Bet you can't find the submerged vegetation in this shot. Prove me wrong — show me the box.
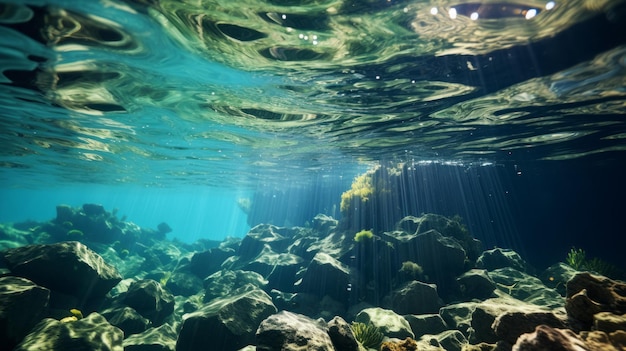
[565,247,617,278]
[350,322,384,350]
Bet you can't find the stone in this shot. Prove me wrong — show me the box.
[256,311,334,351]
[493,309,567,345]
[565,272,626,328]
[123,279,175,326]
[101,306,151,335]
[380,337,419,351]
[297,252,350,303]
[439,301,478,335]
[0,241,121,304]
[82,203,107,216]
[243,245,303,291]
[0,276,50,349]
[476,248,527,272]
[165,271,203,297]
[512,325,586,351]
[457,269,496,300]
[421,330,467,351]
[14,312,123,351]
[238,224,291,260]
[414,230,466,279]
[403,314,448,339]
[355,307,414,339]
[177,287,277,351]
[389,280,442,315]
[203,270,268,302]
[185,247,235,279]
[490,267,564,309]
[123,324,177,351]
[540,263,578,296]
[580,330,626,351]
[327,316,359,351]
[593,311,626,333]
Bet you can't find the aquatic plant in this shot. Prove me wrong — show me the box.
[399,261,423,280]
[340,172,374,214]
[566,247,586,270]
[354,229,374,243]
[565,247,617,277]
[350,322,384,350]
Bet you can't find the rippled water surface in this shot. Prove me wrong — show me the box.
[1,0,626,187]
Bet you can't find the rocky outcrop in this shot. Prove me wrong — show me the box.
[296,252,350,303]
[123,324,177,351]
[123,279,175,326]
[177,287,277,351]
[0,276,50,349]
[388,280,442,315]
[14,312,123,351]
[565,272,626,329]
[0,241,121,306]
[355,307,414,339]
[256,311,334,351]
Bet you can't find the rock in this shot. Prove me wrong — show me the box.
[165,271,203,297]
[388,280,442,315]
[312,214,338,236]
[102,306,151,335]
[185,247,235,279]
[476,248,527,272]
[203,270,268,302]
[0,241,121,304]
[565,272,626,329]
[456,269,496,300]
[355,307,414,339]
[580,330,626,351]
[243,245,303,291]
[414,230,466,279]
[512,325,587,351]
[380,337,419,351]
[256,311,334,351]
[14,312,123,351]
[493,309,567,345]
[540,263,578,296]
[0,276,50,349]
[420,330,467,351]
[403,314,448,339]
[123,324,177,351]
[123,279,175,326]
[297,252,350,303]
[177,287,277,351]
[593,311,626,333]
[238,224,291,260]
[490,267,564,309]
[327,316,359,351]
[439,301,478,335]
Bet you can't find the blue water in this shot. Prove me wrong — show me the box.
[1,0,626,267]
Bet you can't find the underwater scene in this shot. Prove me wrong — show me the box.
[1,0,626,350]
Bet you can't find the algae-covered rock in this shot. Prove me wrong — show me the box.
[203,270,268,302]
[403,314,448,339]
[14,312,123,351]
[476,248,528,272]
[0,241,121,304]
[256,311,334,351]
[565,272,626,329]
[123,324,177,351]
[297,252,350,303]
[123,279,175,326]
[0,276,50,349]
[355,307,414,340]
[388,280,442,315]
[177,287,277,351]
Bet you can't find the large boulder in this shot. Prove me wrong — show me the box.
[297,252,350,303]
[512,325,587,351]
[0,241,121,305]
[101,306,151,336]
[388,280,442,315]
[203,270,268,302]
[177,287,277,351]
[327,316,359,351]
[123,279,175,326]
[256,311,334,351]
[0,276,50,349]
[14,312,123,351]
[242,245,303,291]
[476,248,528,272]
[414,230,467,279]
[355,307,414,339]
[123,324,177,351]
[565,272,626,329]
[238,224,292,260]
